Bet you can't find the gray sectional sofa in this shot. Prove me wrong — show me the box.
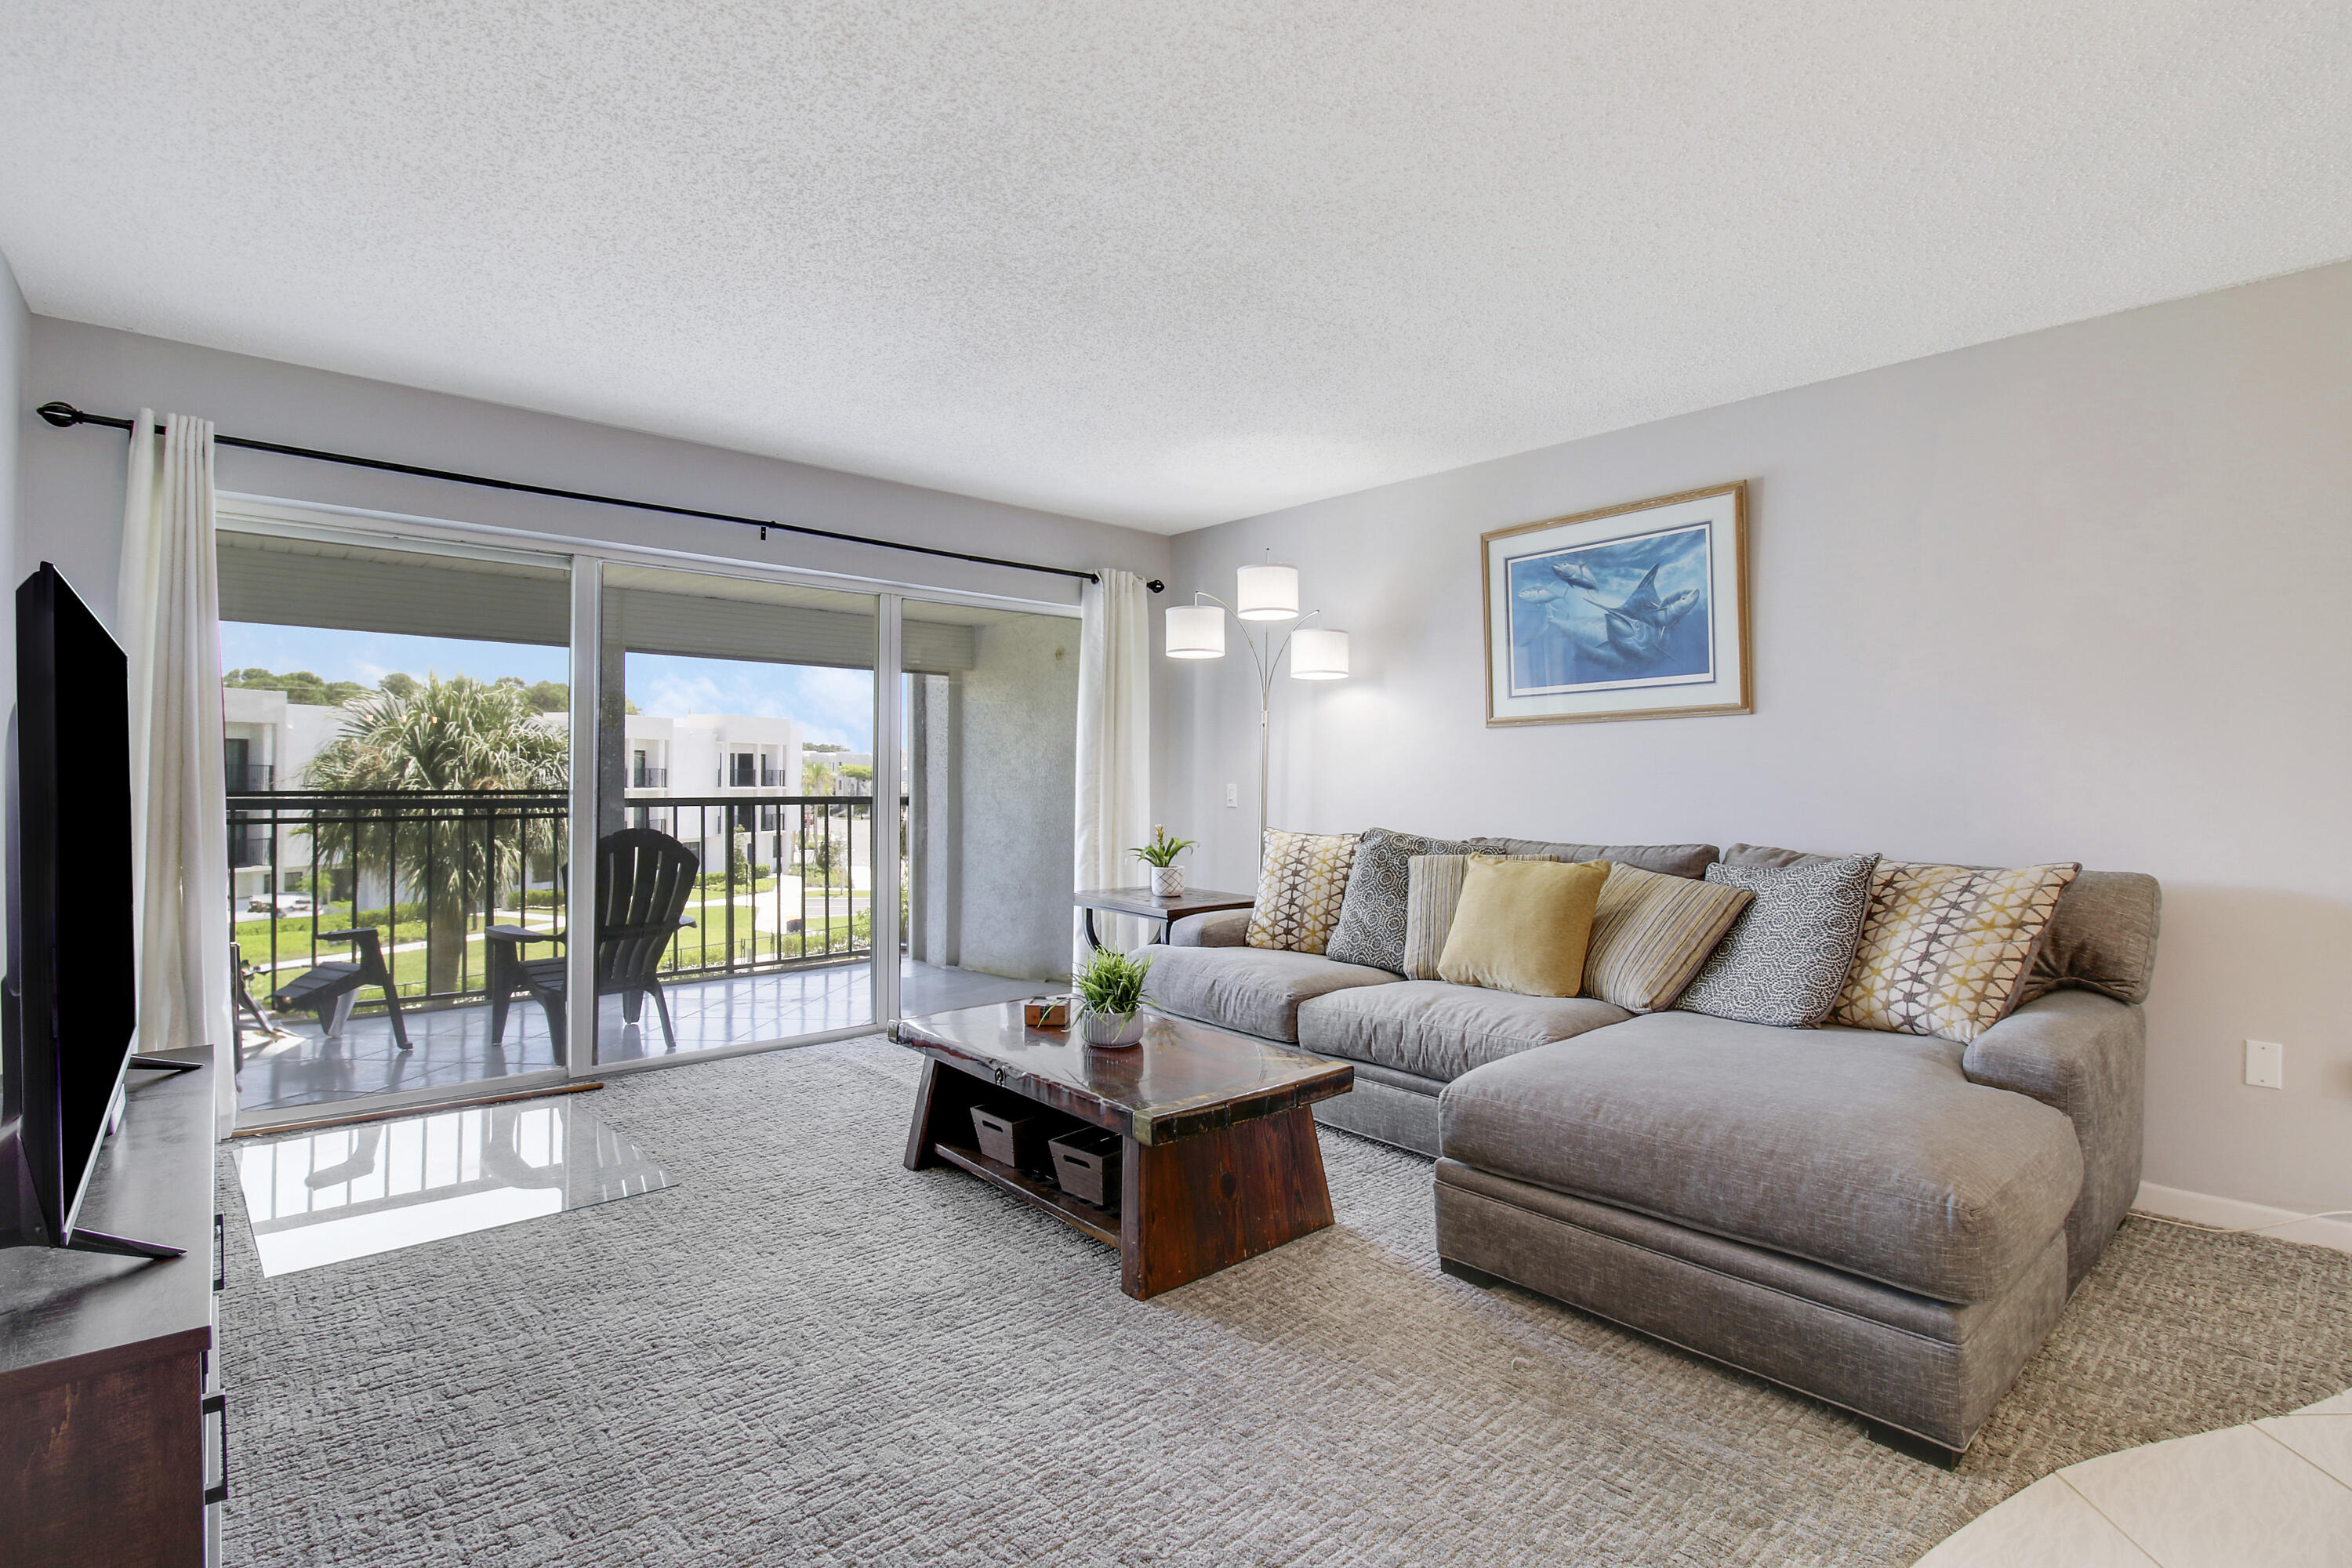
[1135,837,2159,1457]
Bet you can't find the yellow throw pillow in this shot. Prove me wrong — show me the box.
[1402,854,1549,980]
[1436,858,1610,997]
[1245,828,1362,953]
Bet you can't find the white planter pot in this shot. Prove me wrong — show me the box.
[1082,1010,1148,1047]
[1149,864,1186,898]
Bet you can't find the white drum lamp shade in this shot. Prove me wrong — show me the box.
[1234,563,1301,621]
[1288,626,1350,679]
[1165,603,1226,659]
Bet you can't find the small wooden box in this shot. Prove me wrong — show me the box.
[1048,1125,1123,1208]
[1024,995,1072,1029]
[971,1103,1054,1172]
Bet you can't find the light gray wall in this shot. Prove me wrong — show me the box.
[20,317,1170,627]
[1163,258,2352,1217]
[953,615,1080,982]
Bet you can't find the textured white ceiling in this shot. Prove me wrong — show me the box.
[4,3,2349,532]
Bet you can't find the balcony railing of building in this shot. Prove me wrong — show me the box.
[630,764,668,788]
[228,788,895,1015]
[226,761,275,792]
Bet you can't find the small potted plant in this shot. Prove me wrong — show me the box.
[1132,825,1196,898]
[1073,946,1154,1047]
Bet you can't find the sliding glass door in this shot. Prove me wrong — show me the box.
[900,597,1080,1015]
[221,514,1080,1120]
[591,564,882,1062]
[218,528,574,1116]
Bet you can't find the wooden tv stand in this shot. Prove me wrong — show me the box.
[0,1051,224,1566]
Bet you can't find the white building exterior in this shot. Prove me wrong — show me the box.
[223,687,353,903]
[622,713,802,799]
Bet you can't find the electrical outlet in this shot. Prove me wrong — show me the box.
[2245,1039,2285,1091]
[1225,782,1238,808]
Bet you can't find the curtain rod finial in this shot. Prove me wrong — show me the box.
[36,401,83,428]
[1146,579,1165,593]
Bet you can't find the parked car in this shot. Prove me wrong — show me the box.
[246,893,315,916]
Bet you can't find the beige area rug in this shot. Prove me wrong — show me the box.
[220,1035,2352,1566]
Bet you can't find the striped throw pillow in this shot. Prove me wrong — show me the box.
[1399,855,1538,979]
[1581,862,1755,1012]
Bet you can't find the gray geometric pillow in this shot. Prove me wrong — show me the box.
[1675,854,1881,1028]
[1325,826,1486,975]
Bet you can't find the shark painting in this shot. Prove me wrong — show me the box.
[1505,522,1713,695]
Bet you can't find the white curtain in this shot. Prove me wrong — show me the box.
[119,412,235,1120]
[1075,568,1152,965]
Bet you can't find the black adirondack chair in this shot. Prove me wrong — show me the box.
[485,828,700,1059]
[268,927,412,1049]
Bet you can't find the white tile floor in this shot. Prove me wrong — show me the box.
[1916,1392,2352,1566]
[237,960,1044,1114]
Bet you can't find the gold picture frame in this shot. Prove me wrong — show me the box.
[1481,481,1751,727]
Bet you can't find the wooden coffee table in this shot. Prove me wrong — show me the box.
[894,1002,1352,1299]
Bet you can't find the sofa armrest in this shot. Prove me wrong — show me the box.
[1169,909,1253,947]
[1962,989,2145,1291]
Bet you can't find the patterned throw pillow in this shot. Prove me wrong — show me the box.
[1401,854,1548,980]
[1244,829,1363,954]
[1675,854,1882,1027]
[1326,827,1487,974]
[1579,862,1755,1012]
[1829,861,2081,1043]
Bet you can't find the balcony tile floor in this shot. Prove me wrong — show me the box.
[236,960,1046,1116]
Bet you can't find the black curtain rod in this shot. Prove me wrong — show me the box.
[34,401,1163,593]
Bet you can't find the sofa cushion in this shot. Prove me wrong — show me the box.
[1724,847,2161,1006]
[1327,827,1488,974]
[1472,837,1719,880]
[2017,871,2164,1006]
[1245,828,1361,953]
[1300,981,1632,1083]
[1168,909,1251,947]
[1675,854,1880,1027]
[1138,942,1398,1042]
[1439,1011,2082,1303]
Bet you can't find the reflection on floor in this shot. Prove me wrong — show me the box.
[234,1097,672,1275]
[236,960,1047,1115]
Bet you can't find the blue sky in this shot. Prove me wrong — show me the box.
[221,623,876,748]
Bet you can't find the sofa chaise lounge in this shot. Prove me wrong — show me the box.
[1134,835,2159,1457]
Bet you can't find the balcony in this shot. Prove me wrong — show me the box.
[227,761,276,792]
[630,765,669,788]
[227,787,1007,1115]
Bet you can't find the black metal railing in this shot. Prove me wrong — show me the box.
[630,765,668,788]
[618,794,877,978]
[226,762,275,792]
[228,789,568,1009]
[228,788,896,1013]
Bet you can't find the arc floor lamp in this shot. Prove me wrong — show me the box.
[1163,560,1349,851]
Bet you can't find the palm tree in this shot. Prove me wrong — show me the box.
[301,674,569,996]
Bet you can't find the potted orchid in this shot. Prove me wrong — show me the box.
[1131,826,1196,899]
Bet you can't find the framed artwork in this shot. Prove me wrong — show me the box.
[1482,481,1751,727]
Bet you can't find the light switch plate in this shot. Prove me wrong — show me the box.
[1225,782,1238,808]
[2245,1039,2285,1091]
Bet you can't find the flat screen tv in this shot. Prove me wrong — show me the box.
[0,561,182,1258]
